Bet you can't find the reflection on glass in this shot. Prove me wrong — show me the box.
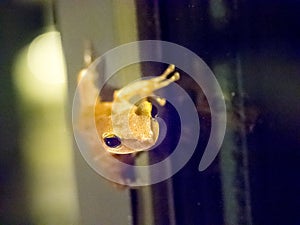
[13,29,79,225]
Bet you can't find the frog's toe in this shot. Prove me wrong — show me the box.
[169,72,180,81]
[168,64,175,71]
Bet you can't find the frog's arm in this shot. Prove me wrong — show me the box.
[113,64,180,104]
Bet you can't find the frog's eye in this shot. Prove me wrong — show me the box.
[103,133,122,148]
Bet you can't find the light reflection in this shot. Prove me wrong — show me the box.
[14,32,66,103]
[27,30,66,84]
[13,29,79,225]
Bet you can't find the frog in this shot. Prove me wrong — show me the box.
[78,63,180,155]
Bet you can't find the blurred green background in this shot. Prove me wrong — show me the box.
[0,1,79,224]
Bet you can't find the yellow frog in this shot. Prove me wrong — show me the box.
[78,63,180,155]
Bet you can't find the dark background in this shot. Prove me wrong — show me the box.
[137,1,300,225]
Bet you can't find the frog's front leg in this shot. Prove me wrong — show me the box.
[151,64,180,90]
[139,64,180,106]
[113,64,180,106]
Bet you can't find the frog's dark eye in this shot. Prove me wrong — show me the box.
[103,134,121,148]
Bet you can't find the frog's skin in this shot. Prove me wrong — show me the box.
[78,64,180,155]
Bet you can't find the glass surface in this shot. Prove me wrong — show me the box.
[2,1,299,225]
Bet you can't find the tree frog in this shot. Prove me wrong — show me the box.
[78,63,180,155]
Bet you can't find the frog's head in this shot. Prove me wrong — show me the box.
[94,64,180,155]
[97,100,159,154]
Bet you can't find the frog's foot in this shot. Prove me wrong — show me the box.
[153,71,180,90]
[153,64,176,82]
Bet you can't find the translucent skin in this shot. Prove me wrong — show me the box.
[78,64,180,154]
[76,64,179,187]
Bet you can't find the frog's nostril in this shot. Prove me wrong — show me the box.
[103,134,122,148]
